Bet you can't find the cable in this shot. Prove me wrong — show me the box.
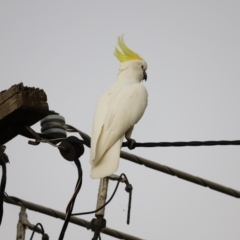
[117,174,133,225]
[0,145,7,225]
[29,223,44,240]
[55,123,240,148]
[58,158,82,240]
[121,151,240,198]
[125,183,133,225]
[39,123,240,150]
[70,128,240,199]
[28,121,240,150]
[0,163,6,225]
[61,123,240,150]
[122,139,240,148]
[39,136,240,151]
[72,174,124,216]
[3,194,141,240]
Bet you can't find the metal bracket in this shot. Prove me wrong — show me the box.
[16,206,43,240]
[107,174,127,183]
[24,125,41,145]
[88,217,106,240]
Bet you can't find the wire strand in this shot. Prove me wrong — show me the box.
[61,124,240,148]
[122,140,240,148]
[42,123,240,149]
[58,159,82,240]
[29,223,45,240]
[72,174,124,216]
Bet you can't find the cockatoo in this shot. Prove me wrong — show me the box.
[90,36,148,179]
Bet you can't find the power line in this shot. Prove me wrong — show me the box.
[122,140,240,148]
[3,194,141,240]
[3,87,240,239]
[120,151,240,198]
[69,127,240,199]
[51,123,240,149]
[5,123,240,239]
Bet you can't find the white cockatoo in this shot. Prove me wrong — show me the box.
[90,36,148,179]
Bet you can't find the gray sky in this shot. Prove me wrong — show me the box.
[1,1,240,239]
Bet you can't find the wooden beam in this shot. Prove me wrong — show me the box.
[0,83,49,144]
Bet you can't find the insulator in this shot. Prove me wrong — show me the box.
[40,112,66,138]
[59,136,84,161]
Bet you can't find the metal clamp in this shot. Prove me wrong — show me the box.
[16,206,43,240]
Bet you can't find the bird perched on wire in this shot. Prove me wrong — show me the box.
[90,36,148,179]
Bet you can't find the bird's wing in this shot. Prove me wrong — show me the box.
[90,83,148,164]
[90,89,112,162]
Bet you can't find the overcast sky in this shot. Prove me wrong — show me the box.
[1,1,240,239]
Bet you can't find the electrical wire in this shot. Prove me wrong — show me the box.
[72,174,124,216]
[0,163,6,225]
[54,123,240,149]
[3,194,141,240]
[40,123,240,150]
[122,139,240,148]
[15,122,240,238]
[0,145,7,225]
[29,222,45,240]
[126,184,132,225]
[121,151,240,198]
[68,127,240,199]
[58,158,82,240]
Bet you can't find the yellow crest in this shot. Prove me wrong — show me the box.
[114,36,143,62]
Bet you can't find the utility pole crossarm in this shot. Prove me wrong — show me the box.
[0,83,49,144]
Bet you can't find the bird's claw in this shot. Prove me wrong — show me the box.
[126,138,136,150]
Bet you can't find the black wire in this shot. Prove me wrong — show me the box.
[29,223,45,240]
[58,159,82,240]
[42,123,240,149]
[0,163,6,225]
[72,174,124,216]
[77,138,240,149]
[39,123,240,149]
[122,140,240,148]
[126,187,132,225]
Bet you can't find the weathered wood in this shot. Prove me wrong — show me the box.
[0,83,49,144]
[95,178,109,217]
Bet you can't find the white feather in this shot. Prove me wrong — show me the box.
[90,60,148,179]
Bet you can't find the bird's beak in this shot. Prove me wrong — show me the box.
[143,70,147,81]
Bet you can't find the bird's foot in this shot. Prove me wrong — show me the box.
[126,137,136,150]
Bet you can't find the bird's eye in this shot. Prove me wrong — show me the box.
[141,65,144,69]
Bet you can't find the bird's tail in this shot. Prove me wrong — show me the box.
[90,138,123,179]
